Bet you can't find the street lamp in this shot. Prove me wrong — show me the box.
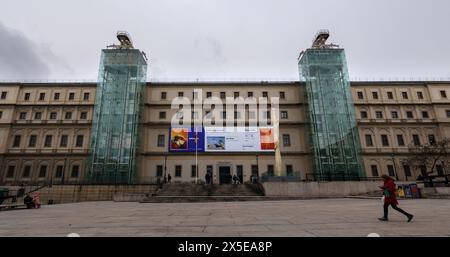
[391,153,399,181]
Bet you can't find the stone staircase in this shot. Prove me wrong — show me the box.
[140,183,265,203]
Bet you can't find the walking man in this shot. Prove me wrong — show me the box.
[378,174,414,222]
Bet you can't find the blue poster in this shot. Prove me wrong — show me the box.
[169,127,205,152]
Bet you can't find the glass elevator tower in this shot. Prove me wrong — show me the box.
[298,30,364,181]
[88,32,147,184]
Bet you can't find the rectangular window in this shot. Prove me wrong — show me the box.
[267,165,274,176]
[221,111,227,119]
[286,165,293,176]
[0,111,3,119]
[71,165,79,178]
[206,92,212,98]
[34,112,42,120]
[175,165,182,177]
[251,165,259,176]
[83,92,90,101]
[13,135,21,147]
[161,92,167,100]
[406,111,414,119]
[65,112,72,119]
[279,92,285,99]
[283,134,291,147]
[55,166,64,178]
[159,111,166,119]
[80,112,87,120]
[234,92,239,98]
[262,91,268,98]
[29,135,37,147]
[387,92,394,99]
[372,92,379,99]
[50,112,57,120]
[7,166,15,178]
[156,165,163,177]
[68,92,75,100]
[247,92,253,98]
[39,92,45,101]
[413,134,421,146]
[417,92,424,99]
[375,111,383,119]
[22,166,31,178]
[54,92,60,100]
[428,134,436,145]
[265,111,271,119]
[391,111,398,119]
[357,91,364,99]
[191,165,197,178]
[39,166,47,178]
[403,165,411,177]
[371,165,379,177]
[360,111,368,119]
[280,111,288,119]
[19,112,27,120]
[1,91,7,99]
[381,135,389,147]
[422,111,429,119]
[397,135,405,146]
[220,92,226,99]
[387,165,395,177]
[365,134,373,147]
[178,92,184,97]
[24,93,30,101]
[157,134,165,147]
[402,92,408,99]
[44,135,52,147]
[446,110,450,118]
[60,135,68,147]
[75,135,84,147]
[440,90,447,98]
[234,111,240,119]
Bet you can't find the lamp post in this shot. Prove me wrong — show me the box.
[256,154,259,181]
[391,153,399,181]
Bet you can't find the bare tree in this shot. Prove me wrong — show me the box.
[404,138,450,185]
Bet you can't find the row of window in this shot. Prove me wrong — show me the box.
[12,135,85,148]
[359,110,437,119]
[23,92,90,101]
[156,134,292,147]
[364,134,435,147]
[155,164,295,177]
[16,111,88,120]
[370,163,445,177]
[158,110,289,120]
[356,90,447,100]
[160,91,286,100]
[5,164,80,179]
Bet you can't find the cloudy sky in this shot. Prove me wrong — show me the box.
[1,0,450,81]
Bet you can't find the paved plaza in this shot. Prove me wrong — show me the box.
[1,198,449,237]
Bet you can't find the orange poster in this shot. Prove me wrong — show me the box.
[171,128,188,150]
[260,128,275,150]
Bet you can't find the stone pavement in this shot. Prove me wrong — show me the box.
[1,198,449,237]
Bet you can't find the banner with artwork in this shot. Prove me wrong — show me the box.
[204,127,274,152]
[169,127,205,152]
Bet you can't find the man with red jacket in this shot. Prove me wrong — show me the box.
[379,174,414,222]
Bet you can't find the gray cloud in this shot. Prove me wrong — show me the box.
[0,21,51,79]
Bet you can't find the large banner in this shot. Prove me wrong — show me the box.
[204,127,274,152]
[169,127,205,152]
[168,127,275,152]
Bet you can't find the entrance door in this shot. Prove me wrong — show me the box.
[219,166,231,184]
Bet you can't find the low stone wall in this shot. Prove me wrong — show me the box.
[261,181,381,197]
[34,185,159,204]
[419,187,450,199]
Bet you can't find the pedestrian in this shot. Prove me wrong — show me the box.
[167,173,172,184]
[205,172,210,185]
[232,174,237,184]
[24,193,34,209]
[378,174,413,222]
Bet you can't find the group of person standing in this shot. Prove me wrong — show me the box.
[23,192,41,209]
